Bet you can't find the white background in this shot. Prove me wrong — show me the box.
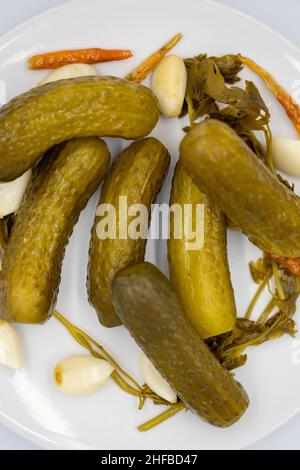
[0,0,300,450]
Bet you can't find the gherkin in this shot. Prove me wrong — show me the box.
[112,262,249,428]
[168,162,236,339]
[0,76,159,181]
[88,138,170,327]
[0,138,110,324]
[181,119,300,258]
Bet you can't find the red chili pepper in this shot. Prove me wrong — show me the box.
[270,254,300,277]
[28,48,133,70]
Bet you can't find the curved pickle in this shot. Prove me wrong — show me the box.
[181,119,300,258]
[112,262,249,428]
[0,76,159,181]
[88,138,170,327]
[168,163,236,339]
[0,138,110,324]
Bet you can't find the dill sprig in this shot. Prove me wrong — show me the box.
[208,256,298,371]
[244,268,272,319]
[53,310,184,431]
[138,402,185,432]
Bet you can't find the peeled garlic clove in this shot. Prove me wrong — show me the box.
[38,63,98,86]
[272,138,300,177]
[0,320,23,371]
[54,355,114,396]
[140,352,177,404]
[151,55,187,118]
[0,170,31,218]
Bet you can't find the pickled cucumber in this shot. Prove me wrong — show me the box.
[168,163,236,339]
[112,262,249,427]
[0,76,159,181]
[0,138,110,324]
[181,119,300,257]
[88,138,170,327]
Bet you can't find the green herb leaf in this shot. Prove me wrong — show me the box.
[182,54,271,164]
[209,256,299,371]
[210,55,243,84]
[249,256,271,284]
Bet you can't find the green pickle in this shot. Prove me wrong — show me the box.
[112,262,249,428]
[0,76,159,181]
[181,119,300,257]
[88,138,170,327]
[0,138,110,324]
[168,163,236,339]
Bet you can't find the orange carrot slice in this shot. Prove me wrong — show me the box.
[126,33,183,83]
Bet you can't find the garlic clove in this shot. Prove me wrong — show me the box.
[140,351,177,404]
[0,320,23,371]
[272,138,300,177]
[151,55,187,118]
[54,355,114,396]
[0,170,32,218]
[38,63,98,86]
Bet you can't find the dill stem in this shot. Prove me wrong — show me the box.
[138,402,185,432]
[223,310,280,354]
[81,333,142,391]
[139,397,146,410]
[256,298,275,325]
[186,96,195,127]
[53,310,171,408]
[125,33,183,83]
[244,269,272,319]
[53,311,143,399]
[264,124,274,172]
[272,261,285,300]
[54,310,142,392]
[258,313,282,341]
[111,371,142,397]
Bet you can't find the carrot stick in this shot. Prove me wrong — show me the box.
[240,55,300,136]
[269,254,300,277]
[28,48,133,70]
[126,33,183,83]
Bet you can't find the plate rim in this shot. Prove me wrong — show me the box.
[0,0,299,451]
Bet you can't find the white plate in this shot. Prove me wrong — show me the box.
[0,0,300,451]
